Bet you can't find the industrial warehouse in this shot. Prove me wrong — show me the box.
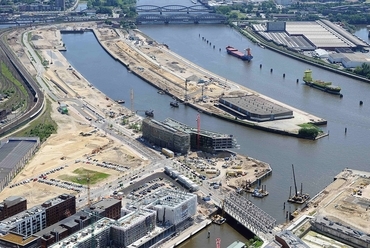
[0,137,40,192]
[142,118,237,154]
[218,95,293,122]
[253,20,370,68]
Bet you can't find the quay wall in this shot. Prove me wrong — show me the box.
[89,28,324,139]
[235,25,370,84]
[168,220,212,248]
[90,29,181,101]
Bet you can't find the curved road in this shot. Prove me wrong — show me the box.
[0,28,45,136]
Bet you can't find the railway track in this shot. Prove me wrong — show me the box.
[0,27,45,136]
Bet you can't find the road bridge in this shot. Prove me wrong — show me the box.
[136,5,212,13]
[219,192,276,242]
[136,13,227,24]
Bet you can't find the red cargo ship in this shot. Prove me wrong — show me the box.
[226,46,253,61]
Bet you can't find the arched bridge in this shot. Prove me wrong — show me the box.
[136,5,212,13]
[136,13,227,24]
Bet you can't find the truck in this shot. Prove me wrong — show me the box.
[162,148,174,158]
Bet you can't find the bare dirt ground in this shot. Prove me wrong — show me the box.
[0,23,148,207]
[284,169,370,234]
[98,27,325,134]
[0,22,320,210]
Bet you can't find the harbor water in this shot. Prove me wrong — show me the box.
[61,15,370,248]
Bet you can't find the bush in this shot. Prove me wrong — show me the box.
[298,124,321,139]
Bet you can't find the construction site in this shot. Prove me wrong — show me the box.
[276,168,370,248]
[1,21,370,248]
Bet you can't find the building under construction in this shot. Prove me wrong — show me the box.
[162,118,237,153]
[142,117,237,154]
[141,118,190,154]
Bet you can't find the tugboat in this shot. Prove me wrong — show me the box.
[145,110,154,117]
[251,185,269,198]
[170,101,179,107]
[288,164,310,204]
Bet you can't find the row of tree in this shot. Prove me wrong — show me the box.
[212,0,370,25]
[87,0,136,17]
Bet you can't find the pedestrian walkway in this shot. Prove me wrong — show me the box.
[164,220,212,247]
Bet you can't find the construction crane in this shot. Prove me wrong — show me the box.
[196,114,200,150]
[82,209,105,248]
[87,172,91,208]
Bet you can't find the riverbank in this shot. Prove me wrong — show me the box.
[234,24,370,84]
[83,23,327,139]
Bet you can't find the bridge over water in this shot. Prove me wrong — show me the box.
[136,5,212,13]
[136,13,227,24]
[219,192,276,242]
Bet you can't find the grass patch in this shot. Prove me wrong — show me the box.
[59,168,110,185]
[1,62,28,97]
[14,98,57,142]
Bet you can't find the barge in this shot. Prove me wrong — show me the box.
[303,69,341,95]
[288,164,310,204]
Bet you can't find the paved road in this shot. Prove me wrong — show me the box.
[0,28,45,136]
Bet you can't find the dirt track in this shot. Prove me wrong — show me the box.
[0,23,148,207]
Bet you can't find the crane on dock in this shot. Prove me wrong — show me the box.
[196,114,200,149]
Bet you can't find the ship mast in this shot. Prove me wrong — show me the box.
[292,164,298,196]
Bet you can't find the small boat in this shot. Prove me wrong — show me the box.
[251,188,269,198]
[170,101,179,107]
[157,90,165,95]
[145,110,154,117]
[212,214,226,225]
[115,100,125,104]
[257,42,265,49]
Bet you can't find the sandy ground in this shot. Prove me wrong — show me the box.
[0,22,321,210]
[283,169,370,235]
[97,27,325,134]
[0,23,148,207]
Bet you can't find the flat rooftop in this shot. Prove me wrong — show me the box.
[49,218,113,248]
[254,20,369,50]
[162,118,234,139]
[220,95,291,116]
[0,137,39,184]
[0,233,38,245]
